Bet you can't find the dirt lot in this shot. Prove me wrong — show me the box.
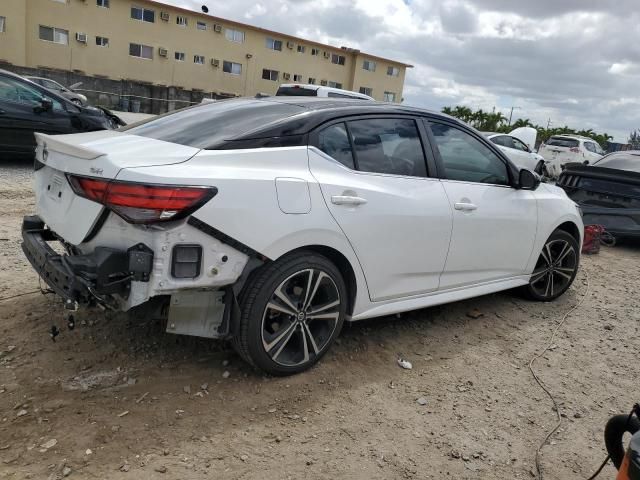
[1,159,638,480]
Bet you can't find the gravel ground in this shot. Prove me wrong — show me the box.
[1,162,639,480]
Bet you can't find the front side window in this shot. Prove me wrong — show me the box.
[194,55,205,65]
[175,51,185,61]
[225,29,245,43]
[347,118,427,177]
[262,69,278,81]
[0,77,63,111]
[430,122,509,185]
[331,54,346,65]
[511,137,529,151]
[131,6,155,22]
[265,37,282,51]
[96,0,109,7]
[129,43,153,59]
[96,36,109,47]
[584,142,596,153]
[223,61,242,75]
[318,123,355,169]
[39,25,69,45]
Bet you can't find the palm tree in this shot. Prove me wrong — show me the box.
[511,118,534,129]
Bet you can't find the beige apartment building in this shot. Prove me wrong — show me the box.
[0,0,411,102]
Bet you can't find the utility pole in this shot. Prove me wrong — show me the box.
[508,106,521,126]
[546,118,552,129]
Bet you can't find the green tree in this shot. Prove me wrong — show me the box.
[629,130,640,149]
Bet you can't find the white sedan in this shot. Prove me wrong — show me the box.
[484,128,546,174]
[22,98,583,375]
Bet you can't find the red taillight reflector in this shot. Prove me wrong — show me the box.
[67,175,217,224]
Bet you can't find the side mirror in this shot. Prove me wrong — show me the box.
[34,97,53,113]
[519,168,540,190]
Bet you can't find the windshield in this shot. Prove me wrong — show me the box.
[547,137,579,148]
[122,99,305,148]
[593,153,640,172]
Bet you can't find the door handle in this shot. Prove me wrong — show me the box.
[454,202,478,211]
[331,195,368,206]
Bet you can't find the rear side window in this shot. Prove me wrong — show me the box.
[122,99,304,148]
[547,137,579,148]
[318,123,355,169]
[430,122,509,185]
[348,118,427,177]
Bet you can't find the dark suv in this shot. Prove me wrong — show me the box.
[0,69,121,159]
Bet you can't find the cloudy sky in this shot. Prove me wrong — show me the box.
[163,0,639,142]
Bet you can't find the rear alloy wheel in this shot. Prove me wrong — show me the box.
[524,230,579,301]
[234,251,346,375]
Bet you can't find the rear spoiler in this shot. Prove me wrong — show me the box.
[35,133,106,160]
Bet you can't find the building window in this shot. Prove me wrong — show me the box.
[363,60,376,72]
[176,15,187,26]
[328,81,343,89]
[194,55,205,65]
[131,6,155,23]
[262,69,279,81]
[223,61,242,75]
[175,51,185,61]
[387,66,400,77]
[225,28,245,43]
[331,54,346,65]
[39,26,69,45]
[265,38,282,51]
[308,77,316,84]
[311,48,320,56]
[50,0,67,3]
[197,21,207,30]
[293,74,303,82]
[95,36,109,47]
[0,17,5,33]
[96,0,109,7]
[129,43,153,59]
[297,45,305,54]
[359,87,373,96]
[383,91,396,102]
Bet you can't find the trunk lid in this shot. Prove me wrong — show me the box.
[34,131,200,245]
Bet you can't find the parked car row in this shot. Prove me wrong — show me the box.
[21,96,583,375]
[0,69,122,159]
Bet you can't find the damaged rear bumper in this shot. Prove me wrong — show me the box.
[579,206,640,237]
[21,215,154,307]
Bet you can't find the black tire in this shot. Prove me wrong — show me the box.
[233,250,347,375]
[522,229,580,301]
[604,414,640,469]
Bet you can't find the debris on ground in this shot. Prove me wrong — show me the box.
[397,357,413,370]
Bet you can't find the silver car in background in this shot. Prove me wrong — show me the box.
[25,76,88,105]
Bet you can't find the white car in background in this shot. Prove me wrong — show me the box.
[276,83,374,100]
[21,98,583,375]
[538,135,605,177]
[483,127,546,174]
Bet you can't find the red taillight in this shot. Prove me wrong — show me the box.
[67,175,217,224]
[570,147,581,153]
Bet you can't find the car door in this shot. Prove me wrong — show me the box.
[426,120,538,289]
[308,117,453,301]
[0,75,72,156]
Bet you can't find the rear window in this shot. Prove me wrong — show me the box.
[593,153,640,172]
[546,137,579,148]
[122,99,304,148]
[276,86,317,97]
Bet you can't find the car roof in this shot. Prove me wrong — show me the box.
[551,134,596,141]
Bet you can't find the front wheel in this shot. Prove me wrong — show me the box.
[233,251,347,375]
[522,230,580,301]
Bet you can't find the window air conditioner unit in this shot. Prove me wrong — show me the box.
[286,41,294,49]
[158,47,168,57]
[323,51,330,59]
[75,32,87,43]
[283,72,291,80]
[320,79,328,86]
[213,24,222,33]
[160,11,170,21]
[211,58,219,67]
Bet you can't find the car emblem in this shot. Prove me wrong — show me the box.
[90,167,104,176]
[42,144,48,162]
